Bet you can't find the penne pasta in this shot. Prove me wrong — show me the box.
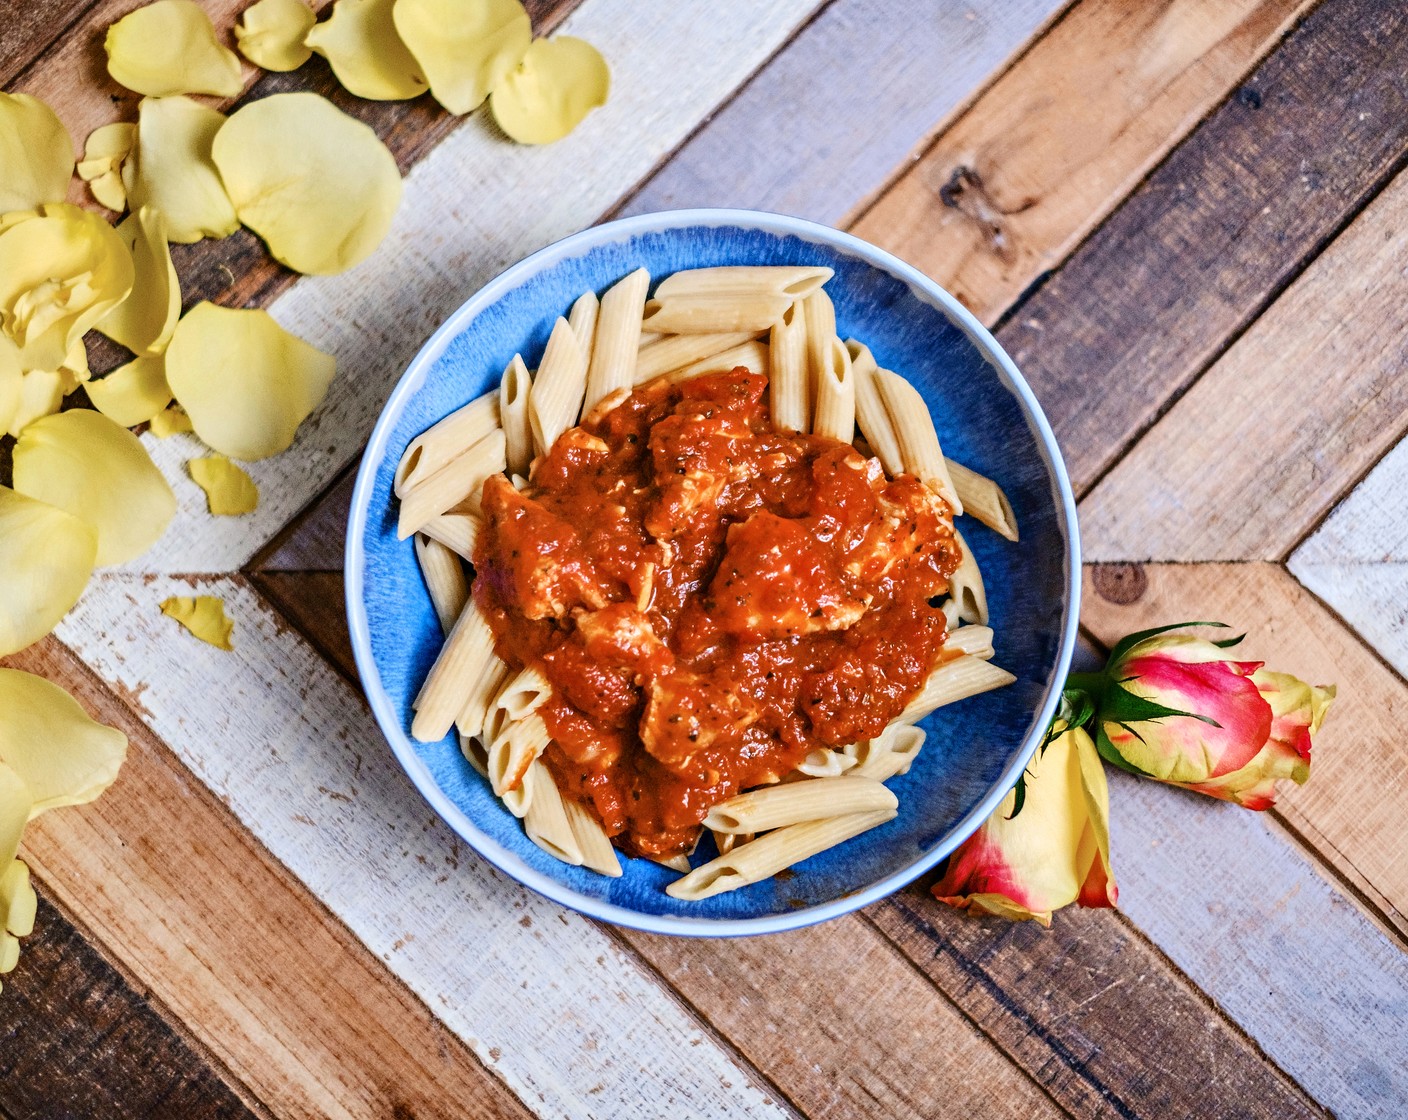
[499,354,533,476]
[395,391,500,497]
[484,664,553,743]
[794,747,858,778]
[769,300,808,433]
[663,340,769,385]
[396,428,506,540]
[848,340,904,476]
[414,535,468,635]
[584,268,649,411]
[875,368,963,516]
[703,776,897,834]
[420,503,480,560]
[523,760,583,865]
[945,623,995,660]
[568,290,600,363]
[653,853,693,874]
[666,809,896,900]
[456,658,511,741]
[458,731,489,779]
[947,458,1019,541]
[634,330,758,384]
[488,711,551,797]
[812,335,855,443]
[564,798,622,877]
[898,656,1016,725]
[411,596,498,742]
[802,288,836,413]
[950,528,989,625]
[529,316,588,457]
[849,724,927,782]
[654,265,832,303]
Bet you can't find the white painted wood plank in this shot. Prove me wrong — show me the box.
[617,0,1067,225]
[1289,437,1408,679]
[56,575,791,1120]
[1107,768,1408,1116]
[129,0,826,574]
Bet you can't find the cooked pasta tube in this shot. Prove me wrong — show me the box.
[411,597,498,742]
[711,829,752,856]
[640,266,831,335]
[458,732,489,779]
[875,368,962,515]
[584,268,649,411]
[414,535,468,635]
[656,265,832,301]
[812,335,855,442]
[654,853,693,874]
[769,300,808,432]
[484,665,553,740]
[898,656,1016,725]
[530,316,588,457]
[488,711,551,797]
[564,798,622,877]
[947,458,1019,541]
[945,623,995,660]
[634,330,758,384]
[848,340,903,476]
[794,747,858,778]
[703,776,897,834]
[523,761,583,865]
[396,428,506,539]
[395,391,499,496]
[663,340,769,385]
[568,290,599,364]
[420,504,480,560]
[850,724,926,782]
[666,809,896,900]
[499,354,533,476]
[802,287,835,407]
[950,528,989,625]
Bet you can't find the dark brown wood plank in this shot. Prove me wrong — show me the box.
[0,892,259,1120]
[991,0,1408,493]
[251,570,357,680]
[0,0,100,89]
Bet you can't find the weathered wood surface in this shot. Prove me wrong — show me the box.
[0,891,258,1120]
[851,0,1314,324]
[617,0,1068,225]
[0,0,100,89]
[1,637,537,1120]
[1289,439,1408,679]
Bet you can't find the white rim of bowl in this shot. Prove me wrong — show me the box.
[346,207,1082,937]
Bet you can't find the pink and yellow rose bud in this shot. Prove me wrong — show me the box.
[1100,632,1334,810]
[932,725,1117,927]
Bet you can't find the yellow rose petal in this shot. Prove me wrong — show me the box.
[212,92,402,275]
[160,595,234,649]
[87,354,173,427]
[0,486,96,657]
[393,0,529,115]
[79,122,137,212]
[305,0,426,100]
[150,404,194,438]
[165,302,334,459]
[490,37,609,145]
[127,96,240,244]
[0,339,20,436]
[89,170,128,212]
[0,669,127,819]
[13,410,177,566]
[7,370,65,437]
[0,203,134,372]
[189,455,258,515]
[0,93,74,211]
[1,861,36,939]
[83,121,137,165]
[97,207,181,356]
[236,0,315,71]
[105,0,244,97]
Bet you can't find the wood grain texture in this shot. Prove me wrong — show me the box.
[867,891,1325,1120]
[0,638,536,1120]
[988,0,1408,493]
[127,0,828,574]
[850,0,1312,324]
[617,0,1068,225]
[250,570,357,679]
[620,921,1064,1120]
[1289,437,1408,679]
[54,574,796,1120]
[1079,164,1408,561]
[0,891,259,1120]
[0,0,100,89]
[1082,562,1408,938]
[258,468,358,572]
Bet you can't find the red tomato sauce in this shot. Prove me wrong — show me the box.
[473,370,961,858]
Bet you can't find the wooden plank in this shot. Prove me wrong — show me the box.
[258,469,357,572]
[0,0,99,90]
[866,891,1325,1120]
[850,0,1314,324]
[1078,165,1408,561]
[1,638,537,1120]
[620,923,1065,1120]
[1081,561,1408,936]
[982,0,1408,493]
[127,0,828,574]
[0,890,259,1120]
[1289,437,1408,679]
[617,0,1069,226]
[53,574,798,1120]
[250,570,357,679]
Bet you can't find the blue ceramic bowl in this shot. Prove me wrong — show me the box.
[346,209,1079,936]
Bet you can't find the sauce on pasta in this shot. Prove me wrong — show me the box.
[474,369,961,858]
